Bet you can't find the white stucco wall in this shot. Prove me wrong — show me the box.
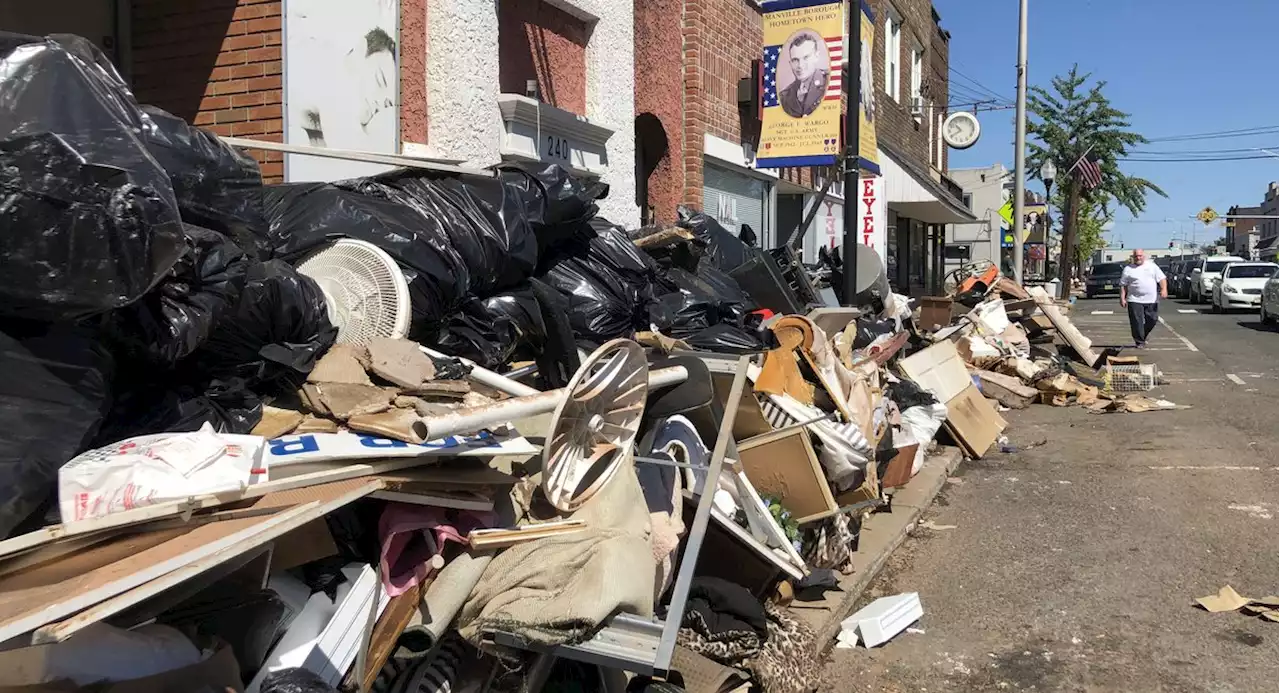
[424,0,637,226]
[425,0,503,167]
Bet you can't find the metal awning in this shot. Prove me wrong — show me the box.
[879,142,978,224]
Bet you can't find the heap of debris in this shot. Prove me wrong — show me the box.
[0,32,1185,693]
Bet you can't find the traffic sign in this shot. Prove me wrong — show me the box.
[1196,207,1218,225]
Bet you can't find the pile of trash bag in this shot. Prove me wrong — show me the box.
[0,33,336,537]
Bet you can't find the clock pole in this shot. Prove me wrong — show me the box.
[841,1,860,306]
[1011,0,1029,284]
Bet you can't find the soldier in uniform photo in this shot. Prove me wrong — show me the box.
[779,31,829,118]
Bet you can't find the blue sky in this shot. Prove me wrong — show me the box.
[934,0,1279,250]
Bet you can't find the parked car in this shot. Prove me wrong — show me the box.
[1210,262,1278,313]
[1171,257,1196,299]
[1084,262,1125,299]
[1189,255,1245,304]
[1262,274,1279,326]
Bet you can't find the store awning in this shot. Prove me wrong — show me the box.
[880,142,978,224]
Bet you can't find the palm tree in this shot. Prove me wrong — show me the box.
[1027,65,1166,297]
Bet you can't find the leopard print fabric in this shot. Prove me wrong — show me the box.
[676,604,819,693]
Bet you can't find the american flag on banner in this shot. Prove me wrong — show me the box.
[762,37,845,108]
[1074,155,1104,189]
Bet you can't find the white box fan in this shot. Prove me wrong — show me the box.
[295,238,412,346]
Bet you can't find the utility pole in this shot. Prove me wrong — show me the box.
[1011,0,1029,284]
[841,4,861,305]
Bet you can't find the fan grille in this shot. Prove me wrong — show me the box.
[296,239,411,347]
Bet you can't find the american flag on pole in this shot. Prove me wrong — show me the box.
[1074,154,1104,189]
[762,37,845,108]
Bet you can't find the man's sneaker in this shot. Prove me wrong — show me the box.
[1135,342,1147,349]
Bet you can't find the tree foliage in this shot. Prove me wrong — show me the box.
[1027,65,1165,292]
[1026,65,1166,217]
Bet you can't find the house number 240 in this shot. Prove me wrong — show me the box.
[544,135,571,161]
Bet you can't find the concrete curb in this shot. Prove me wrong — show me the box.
[787,446,965,655]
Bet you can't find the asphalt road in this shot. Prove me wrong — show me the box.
[821,296,1278,692]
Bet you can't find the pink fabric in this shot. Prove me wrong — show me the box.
[378,503,497,596]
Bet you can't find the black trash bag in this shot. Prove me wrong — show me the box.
[0,320,115,538]
[0,33,185,322]
[538,220,658,345]
[499,163,608,250]
[676,206,751,273]
[428,355,472,381]
[94,377,262,445]
[101,225,251,367]
[684,324,764,353]
[357,169,539,296]
[190,260,337,388]
[886,377,939,411]
[262,182,469,326]
[139,105,269,258]
[421,287,547,370]
[261,669,339,693]
[651,267,755,336]
[849,316,899,350]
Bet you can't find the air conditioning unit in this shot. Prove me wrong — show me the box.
[910,95,925,117]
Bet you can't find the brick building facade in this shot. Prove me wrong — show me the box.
[635,0,972,291]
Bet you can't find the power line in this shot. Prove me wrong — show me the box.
[1120,154,1278,162]
[1130,147,1280,155]
[948,62,1013,102]
[1147,126,1279,143]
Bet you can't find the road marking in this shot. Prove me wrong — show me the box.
[1177,309,1199,314]
[1226,373,1246,385]
[1156,317,1199,352]
[1148,465,1274,471]
[1090,310,1115,315]
[1162,377,1230,383]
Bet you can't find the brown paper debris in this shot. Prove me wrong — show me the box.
[308,344,373,385]
[368,337,438,389]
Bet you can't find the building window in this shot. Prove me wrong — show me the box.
[962,193,972,210]
[884,8,902,102]
[909,43,923,119]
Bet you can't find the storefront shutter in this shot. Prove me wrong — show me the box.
[702,163,768,242]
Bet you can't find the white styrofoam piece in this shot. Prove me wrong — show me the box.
[840,592,922,648]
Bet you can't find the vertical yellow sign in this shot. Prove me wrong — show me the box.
[756,1,879,174]
[857,1,879,173]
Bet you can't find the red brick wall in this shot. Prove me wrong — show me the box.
[132,0,285,181]
[498,0,589,115]
[400,0,428,145]
[634,0,685,224]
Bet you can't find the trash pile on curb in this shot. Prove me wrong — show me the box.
[0,33,1178,693]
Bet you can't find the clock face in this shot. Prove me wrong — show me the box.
[943,112,981,150]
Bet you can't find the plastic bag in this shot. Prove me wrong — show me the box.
[684,324,764,353]
[0,320,115,538]
[140,105,269,257]
[538,220,658,344]
[59,422,264,523]
[190,259,337,388]
[262,182,470,326]
[357,169,539,296]
[94,379,263,445]
[899,403,948,475]
[102,225,251,367]
[0,33,185,322]
[676,206,751,273]
[499,163,607,251]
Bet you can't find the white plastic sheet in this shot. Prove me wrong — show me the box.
[58,423,265,523]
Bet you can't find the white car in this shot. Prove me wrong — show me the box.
[1191,255,1245,304]
[1261,274,1279,326]
[1211,262,1279,313]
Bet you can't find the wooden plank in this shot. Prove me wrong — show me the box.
[975,370,1038,410]
[738,429,838,524]
[2,479,378,644]
[942,385,1005,459]
[344,580,426,692]
[371,489,495,512]
[897,340,972,404]
[1028,286,1102,367]
[467,520,587,550]
[0,456,438,561]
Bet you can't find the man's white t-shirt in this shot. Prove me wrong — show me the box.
[1120,261,1166,304]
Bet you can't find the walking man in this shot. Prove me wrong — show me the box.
[1119,249,1167,348]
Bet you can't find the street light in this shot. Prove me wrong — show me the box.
[1040,161,1056,279]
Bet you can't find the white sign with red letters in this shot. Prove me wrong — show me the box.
[857,175,887,267]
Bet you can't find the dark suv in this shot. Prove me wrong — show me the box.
[1085,262,1125,298]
